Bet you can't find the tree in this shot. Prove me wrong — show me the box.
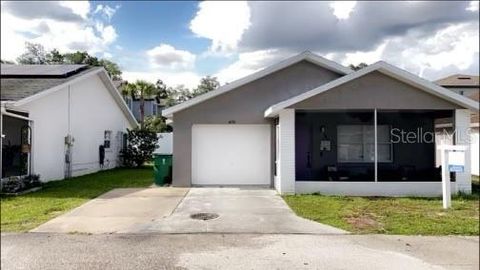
[46,49,64,64]
[349,63,368,71]
[156,79,168,99]
[16,42,47,64]
[63,51,95,65]
[124,80,159,127]
[98,59,122,80]
[164,85,193,107]
[120,128,158,167]
[193,76,219,96]
[143,115,170,133]
[15,43,123,79]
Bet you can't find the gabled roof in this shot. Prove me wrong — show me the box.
[1,66,98,101]
[265,61,479,117]
[3,67,138,127]
[162,51,352,118]
[435,74,479,87]
[1,64,88,78]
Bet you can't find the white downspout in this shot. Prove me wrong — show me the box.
[374,108,378,182]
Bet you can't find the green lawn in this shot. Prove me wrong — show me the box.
[284,190,479,235]
[1,167,153,232]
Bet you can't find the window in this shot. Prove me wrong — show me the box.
[337,125,392,163]
[104,130,112,149]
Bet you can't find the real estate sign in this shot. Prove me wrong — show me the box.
[448,151,465,172]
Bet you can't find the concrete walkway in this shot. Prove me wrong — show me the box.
[31,188,189,234]
[2,233,478,270]
[31,187,344,234]
[142,187,345,234]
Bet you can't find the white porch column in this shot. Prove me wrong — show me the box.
[277,109,296,194]
[455,109,471,194]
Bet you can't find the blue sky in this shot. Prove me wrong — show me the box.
[1,1,479,88]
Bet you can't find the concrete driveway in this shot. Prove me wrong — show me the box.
[143,187,345,234]
[2,233,478,270]
[32,187,345,234]
[32,188,189,234]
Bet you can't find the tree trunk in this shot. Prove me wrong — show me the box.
[140,90,145,128]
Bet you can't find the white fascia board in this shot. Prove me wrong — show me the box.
[10,68,138,127]
[265,61,480,117]
[375,62,479,111]
[97,70,139,128]
[13,68,104,107]
[162,51,352,118]
[264,63,379,117]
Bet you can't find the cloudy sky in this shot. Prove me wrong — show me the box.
[1,1,479,88]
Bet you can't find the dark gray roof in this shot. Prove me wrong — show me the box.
[1,64,88,77]
[1,66,101,101]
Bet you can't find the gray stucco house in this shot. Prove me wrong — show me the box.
[162,52,479,196]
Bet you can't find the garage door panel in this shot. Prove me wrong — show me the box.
[192,125,271,185]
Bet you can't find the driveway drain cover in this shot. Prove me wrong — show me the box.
[190,213,219,220]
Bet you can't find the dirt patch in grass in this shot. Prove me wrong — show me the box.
[283,193,479,235]
[345,214,383,232]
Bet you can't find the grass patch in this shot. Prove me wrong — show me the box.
[283,191,479,235]
[1,167,153,232]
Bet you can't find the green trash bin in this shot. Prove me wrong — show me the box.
[153,154,172,186]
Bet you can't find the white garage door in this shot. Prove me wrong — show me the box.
[192,124,271,185]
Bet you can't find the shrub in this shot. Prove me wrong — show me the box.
[23,174,41,189]
[0,174,41,193]
[121,128,158,167]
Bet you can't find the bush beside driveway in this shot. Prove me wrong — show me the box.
[1,167,153,232]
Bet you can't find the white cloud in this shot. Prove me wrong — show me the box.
[122,70,201,89]
[215,49,289,84]
[146,44,196,70]
[59,1,90,19]
[190,1,251,54]
[467,1,479,12]
[329,1,357,20]
[94,4,120,21]
[341,42,386,66]
[1,1,119,61]
[339,22,479,79]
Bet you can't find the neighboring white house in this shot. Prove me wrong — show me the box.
[1,64,138,181]
[436,75,479,176]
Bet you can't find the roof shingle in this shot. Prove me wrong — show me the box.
[1,66,100,101]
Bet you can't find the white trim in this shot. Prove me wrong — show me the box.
[1,111,32,121]
[277,109,296,194]
[13,68,103,106]
[97,70,138,127]
[295,181,456,197]
[162,51,352,118]
[265,61,479,117]
[9,68,138,127]
[374,109,378,182]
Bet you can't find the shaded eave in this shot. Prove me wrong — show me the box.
[5,68,138,127]
[265,61,480,117]
[162,51,353,118]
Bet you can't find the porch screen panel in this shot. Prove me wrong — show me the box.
[338,125,391,163]
[376,110,450,182]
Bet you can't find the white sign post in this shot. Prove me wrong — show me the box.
[437,145,467,209]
